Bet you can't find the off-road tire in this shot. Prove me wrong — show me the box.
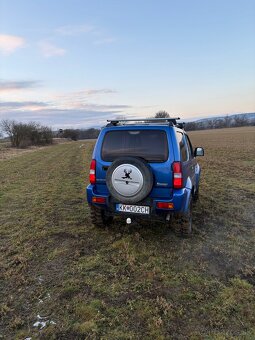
[90,206,113,228]
[106,157,153,204]
[173,202,193,237]
[172,218,182,236]
[193,187,199,202]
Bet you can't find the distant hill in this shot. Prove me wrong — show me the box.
[194,112,254,123]
[184,112,255,131]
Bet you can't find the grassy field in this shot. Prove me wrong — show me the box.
[0,127,255,339]
[0,139,70,161]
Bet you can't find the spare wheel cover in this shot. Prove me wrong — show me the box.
[106,157,153,204]
[112,164,143,197]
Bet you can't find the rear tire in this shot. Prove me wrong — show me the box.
[193,187,199,202]
[90,206,113,228]
[180,206,193,237]
[173,202,193,237]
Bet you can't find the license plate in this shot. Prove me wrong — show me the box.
[116,204,150,215]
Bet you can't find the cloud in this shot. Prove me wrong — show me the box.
[0,101,48,111]
[0,107,124,129]
[83,89,117,95]
[76,103,130,110]
[53,88,118,106]
[0,83,130,128]
[56,24,95,36]
[0,34,26,55]
[0,96,130,112]
[0,80,40,93]
[0,100,129,112]
[38,41,66,58]
[0,97,131,128]
[60,89,117,99]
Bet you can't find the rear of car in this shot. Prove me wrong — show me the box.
[87,119,204,236]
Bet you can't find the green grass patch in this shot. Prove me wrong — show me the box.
[0,129,255,338]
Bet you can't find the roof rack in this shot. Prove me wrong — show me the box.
[106,117,181,127]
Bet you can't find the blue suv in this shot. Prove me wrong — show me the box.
[87,118,204,236]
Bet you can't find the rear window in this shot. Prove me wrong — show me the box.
[101,130,168,162]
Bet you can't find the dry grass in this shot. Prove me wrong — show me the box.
[0,138,70,161]
[0,143,44,161]
[0,127,254,339]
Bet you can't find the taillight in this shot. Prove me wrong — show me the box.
[172,161,183,189]
[89,159,96,184]
[156,202,174,209]
[92,196,106,204]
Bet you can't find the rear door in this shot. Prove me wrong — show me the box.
[186,133,199,189]
[97,128,174,198]
[176,132,195,188]
[184,133,196,186]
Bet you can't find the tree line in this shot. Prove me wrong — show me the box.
[59,128,100,140]
[153,111,254,130]
[1,112,253,148]
[0,120,53,148]
[0,119,100,148]
[184,114,254,131]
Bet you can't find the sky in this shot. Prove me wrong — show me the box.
[0,0,255,129]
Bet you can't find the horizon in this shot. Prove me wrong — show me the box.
[1,0,255,129]
[1,112,254,133]
[62,111,255,130]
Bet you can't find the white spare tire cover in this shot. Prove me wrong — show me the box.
[106,157,153,204]
[112,164,143,197]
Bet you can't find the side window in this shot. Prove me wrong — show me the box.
[186,134,194,157]
[176,132,188,162]
[184,134,192,159]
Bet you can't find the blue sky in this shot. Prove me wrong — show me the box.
[0,0,254,128]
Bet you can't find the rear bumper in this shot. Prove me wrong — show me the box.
[86,184,191,216]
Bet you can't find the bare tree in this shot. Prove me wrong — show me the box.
[185,122,197,131]
[223,115,231,128]
[0,120,15,145]
[0,119,53,148]
[154,110,170,118]
[62,129,79,141]
[207,119,215,129]
[233,114,248,127]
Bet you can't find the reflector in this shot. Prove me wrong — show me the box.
[92,196,106,204]
[156,202,174,209]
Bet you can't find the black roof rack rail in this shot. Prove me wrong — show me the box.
[106,117,181,127]
[176,122,185,129]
